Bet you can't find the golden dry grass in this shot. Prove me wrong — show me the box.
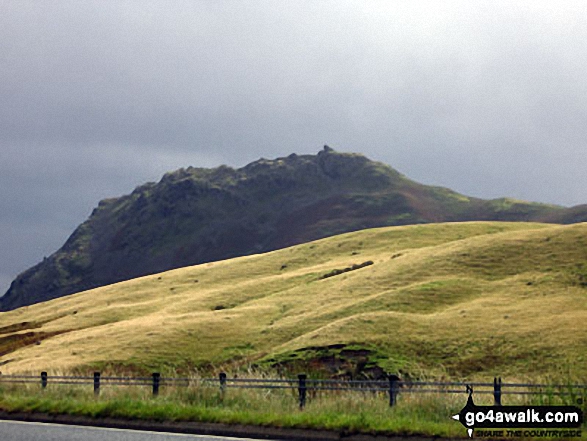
[0,221,586,380]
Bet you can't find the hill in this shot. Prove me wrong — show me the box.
[3,146,586,311]
[0,221,586,380]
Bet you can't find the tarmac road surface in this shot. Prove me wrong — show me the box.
[0,420,276,441]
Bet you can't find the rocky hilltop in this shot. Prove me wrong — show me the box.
[2,147,585,310]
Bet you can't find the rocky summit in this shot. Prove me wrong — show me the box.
[1,147,585,310]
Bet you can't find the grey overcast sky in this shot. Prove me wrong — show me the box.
[1,0,586,296]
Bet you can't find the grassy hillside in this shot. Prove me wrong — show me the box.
[1,221,586,381]
[7,147,585,312]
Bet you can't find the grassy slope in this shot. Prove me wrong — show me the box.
[1,221,586,380]
[7,149,579,314]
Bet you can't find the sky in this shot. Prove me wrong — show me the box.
[1,0,586,296]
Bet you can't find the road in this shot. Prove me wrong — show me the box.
[0,420,274,441]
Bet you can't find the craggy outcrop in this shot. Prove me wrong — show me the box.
[1,146,583,310]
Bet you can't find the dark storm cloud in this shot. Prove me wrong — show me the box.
[1,0,587,295]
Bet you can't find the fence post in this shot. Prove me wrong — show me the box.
[41,372,47,390]
[152,372,160,396]
[219,372,227,398]
[388,374,400,407]
[298,374,307,410]
[493,377,502,406]
[94,372,100,397]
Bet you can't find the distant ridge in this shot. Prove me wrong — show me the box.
[2,146,586,310]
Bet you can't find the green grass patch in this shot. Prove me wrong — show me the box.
[0,376,584,439]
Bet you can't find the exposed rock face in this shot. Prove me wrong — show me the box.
[1,147,584,310]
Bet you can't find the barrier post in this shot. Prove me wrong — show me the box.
[493,377,502,406]
[219,372,227,399]
[388,374,400,407]
[298,374,307,409]
[94,372,101,397]
[152,372,160,396]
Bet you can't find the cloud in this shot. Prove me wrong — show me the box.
[1,0,587,294]
[0,141,221,295]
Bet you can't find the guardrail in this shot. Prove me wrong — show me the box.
[0,373,585,409]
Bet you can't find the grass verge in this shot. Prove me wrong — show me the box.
[0,376,585,440]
